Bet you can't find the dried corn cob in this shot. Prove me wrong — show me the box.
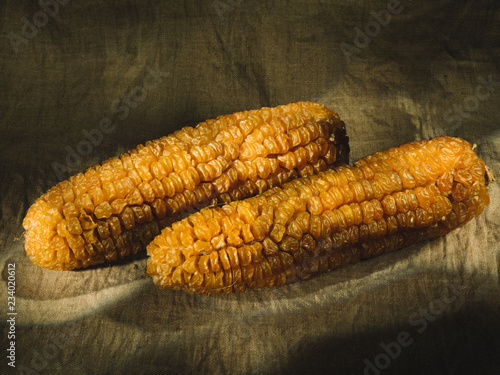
[147,136,491,294]
[23,102,349,270]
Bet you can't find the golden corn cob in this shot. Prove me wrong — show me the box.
[147,136,491,294]
[23,101,349,270]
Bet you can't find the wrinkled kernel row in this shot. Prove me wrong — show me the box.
[147,136,490,294]
[147,185,455,283]
[23,102,349,270]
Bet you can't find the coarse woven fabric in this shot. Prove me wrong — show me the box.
[0,1,499,374]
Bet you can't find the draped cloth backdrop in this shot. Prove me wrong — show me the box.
[0,1,499,374]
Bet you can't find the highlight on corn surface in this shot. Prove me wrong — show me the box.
[23,102,349,270]
[147,136,492,294]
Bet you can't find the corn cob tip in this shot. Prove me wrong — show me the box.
[485,165,496,185]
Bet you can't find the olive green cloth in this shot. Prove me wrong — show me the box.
[1,1,499,374]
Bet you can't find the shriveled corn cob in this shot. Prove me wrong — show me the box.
[23,101,349,270]
[147,136,492,294]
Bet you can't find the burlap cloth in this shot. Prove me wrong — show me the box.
[1,1,499,374]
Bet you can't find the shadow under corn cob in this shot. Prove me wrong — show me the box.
[147,136,492,294]
[23,102,349,270]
